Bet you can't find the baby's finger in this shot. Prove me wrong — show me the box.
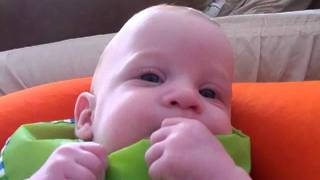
[148,155,166,180]
[80,142,107,165]
[64,160,96,180]
[161,117,190,128]
[150,126,171,144]
[74,148,106,178]
[145,142,164,167]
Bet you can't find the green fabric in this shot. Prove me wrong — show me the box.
[1,122,250,180]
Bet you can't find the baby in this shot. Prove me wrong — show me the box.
[30,5,250,180]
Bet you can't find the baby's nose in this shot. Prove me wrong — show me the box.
[162,88,203,114]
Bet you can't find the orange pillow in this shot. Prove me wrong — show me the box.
[0,78,319,180]
[231,81,320,180]
[0,77,91,145]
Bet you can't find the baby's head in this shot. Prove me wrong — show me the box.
[74,5,234,153]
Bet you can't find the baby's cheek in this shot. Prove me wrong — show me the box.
[115,92,161,136]
[204,108,232,135]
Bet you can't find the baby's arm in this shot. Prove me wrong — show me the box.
[29,142,107,180]
[145,118,251,180]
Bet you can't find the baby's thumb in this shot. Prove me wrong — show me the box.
[80,142,107,161]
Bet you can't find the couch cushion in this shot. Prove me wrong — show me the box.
[0,35,112,95]
[216,10,320,82]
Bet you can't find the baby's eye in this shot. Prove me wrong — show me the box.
[140,73,161,83]
[199,88,216,99]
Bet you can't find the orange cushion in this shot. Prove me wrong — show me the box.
[231,81,320,180]
[0,78,319,180]
[0,77,91,145]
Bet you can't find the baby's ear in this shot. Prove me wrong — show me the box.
[74,92,95,140]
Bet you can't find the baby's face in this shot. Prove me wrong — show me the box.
[77,8,234,153]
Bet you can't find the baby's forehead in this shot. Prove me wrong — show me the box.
[92,5,232,93]
[134,5,217,32]
[102,46,232,83]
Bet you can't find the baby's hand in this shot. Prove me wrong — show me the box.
[145,118,251,180]
[29,142,107,180]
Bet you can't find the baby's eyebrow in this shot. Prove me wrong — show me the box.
[121,50,168,69]
[120,50,232,85]
[206,66,232,82]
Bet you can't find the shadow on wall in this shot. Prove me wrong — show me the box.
[309,0,320,9]
[0,0,209,51]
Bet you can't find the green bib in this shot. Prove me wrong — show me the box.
[0,121,250,180]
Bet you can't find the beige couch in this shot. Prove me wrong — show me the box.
[1,9,320,96]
